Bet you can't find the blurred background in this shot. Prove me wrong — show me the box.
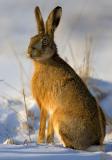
[0,0,112,97]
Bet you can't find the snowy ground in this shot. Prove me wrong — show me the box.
[0,143,112,160]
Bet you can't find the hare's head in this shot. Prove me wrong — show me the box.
[27,6,62,61]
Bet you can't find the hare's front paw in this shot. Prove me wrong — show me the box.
[37,135,45,144]
[46,135,54,144]
[37,138,45,144]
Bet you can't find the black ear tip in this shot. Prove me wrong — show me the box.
[56,6,62,8]
[55,6,62,11]
[54,6,62,16]
[35,6,40,13]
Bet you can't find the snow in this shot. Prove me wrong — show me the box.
[0,143,111,160]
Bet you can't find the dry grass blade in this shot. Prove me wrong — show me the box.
[79,36,93,84]
[22,88,31,142]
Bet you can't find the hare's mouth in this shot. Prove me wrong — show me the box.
[32,52,55,62]
[27,48,55,62]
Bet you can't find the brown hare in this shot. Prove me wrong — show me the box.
[27,6,106,150]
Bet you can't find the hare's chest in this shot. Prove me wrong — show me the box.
[32,70,59,110]
[31,70,53,99]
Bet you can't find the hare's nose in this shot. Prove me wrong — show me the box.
[27,46,35,58]
[26,52,32,58]
[27,49,33,58]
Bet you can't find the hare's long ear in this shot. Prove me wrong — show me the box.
[46,6,62,36]
[35,6,45,33]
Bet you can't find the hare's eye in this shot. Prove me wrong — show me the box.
[42,37,49,47]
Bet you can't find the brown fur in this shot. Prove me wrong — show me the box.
[27,6,106,150]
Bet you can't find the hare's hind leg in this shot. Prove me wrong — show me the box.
[59,130,75,149]
[46,117,54,144]
[52,111,75,149]
[53,122,75,149]
[98,107,106,145]
[37,109,47,144]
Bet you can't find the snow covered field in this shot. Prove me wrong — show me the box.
[0,79,112,159]
[0,143,112,160]
[1,0,112,159]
